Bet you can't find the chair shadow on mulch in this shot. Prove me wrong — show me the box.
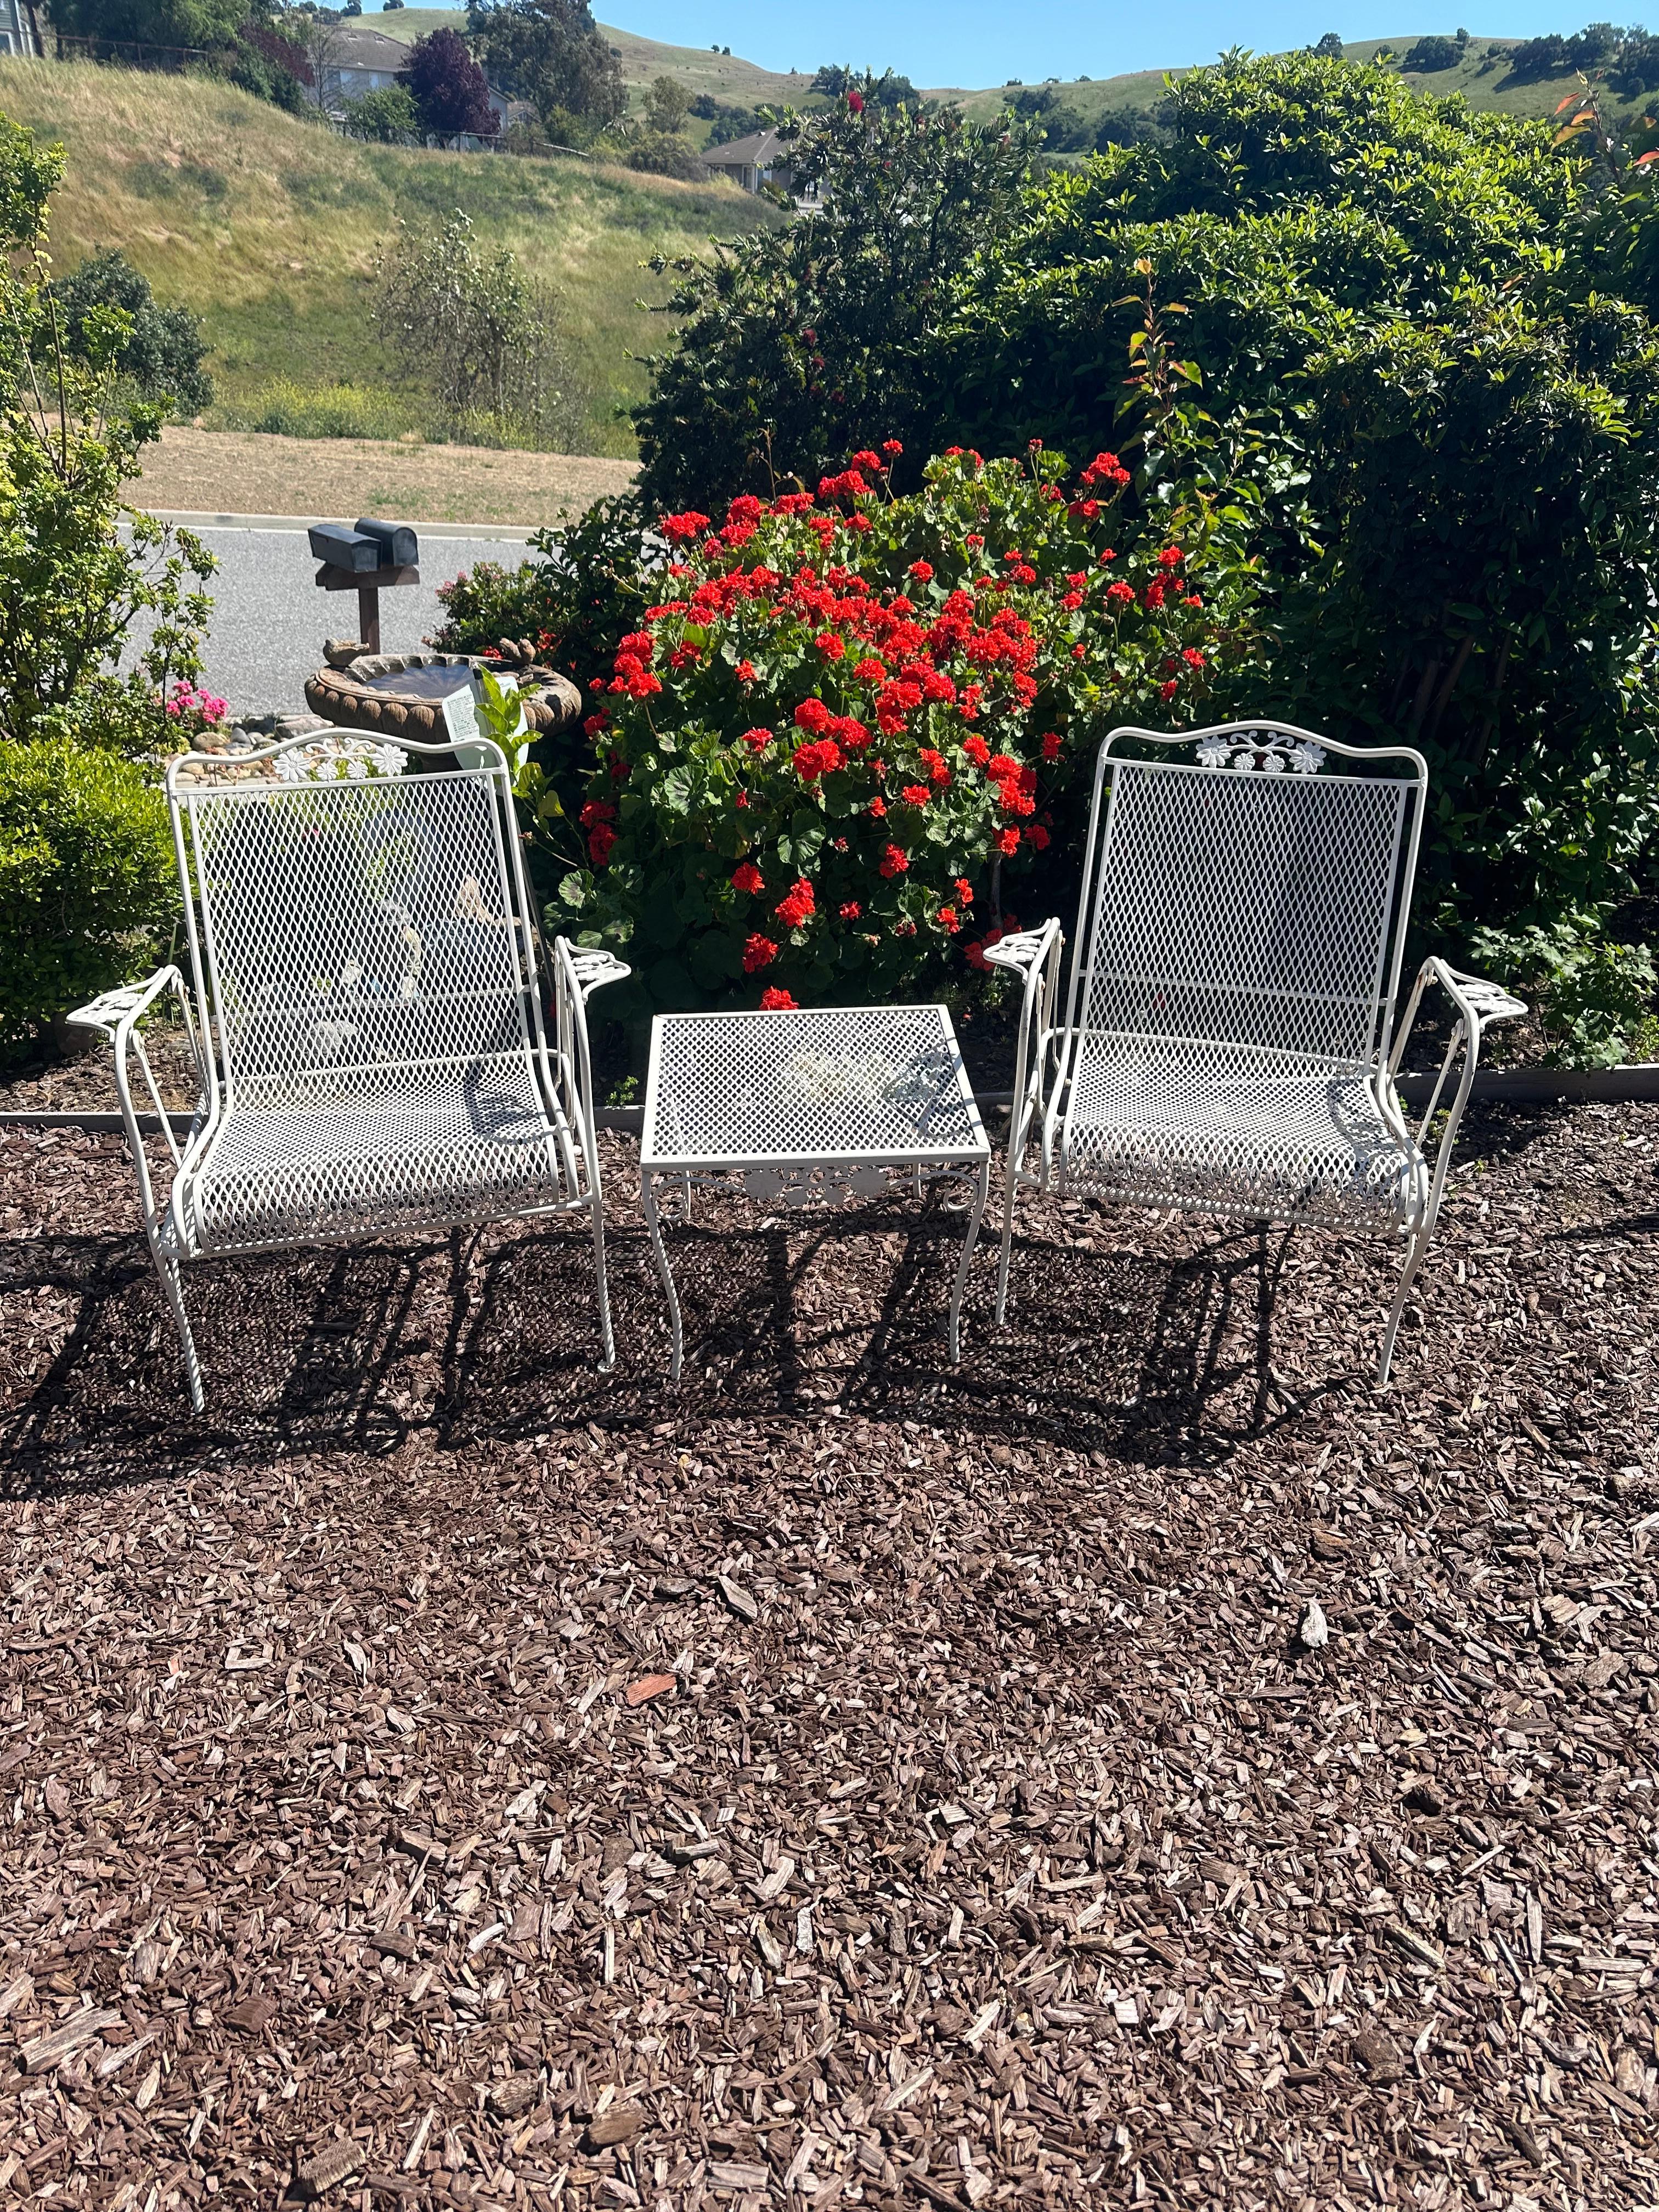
[0,1169,1374,1497]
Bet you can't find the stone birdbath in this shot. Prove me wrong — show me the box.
[304,643,583,744]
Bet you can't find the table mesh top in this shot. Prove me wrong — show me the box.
[642,1005,986,1168]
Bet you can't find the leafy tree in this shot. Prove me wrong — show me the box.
[341,83,420,139]
[407,26,496,136]
[633,86,1036,511]
[1312,31,1345,57]
[45,250,213,416]
[465,0,624,134]
[1506,31,1572,80]
[375,209,583,445]
[47,0,246,51]
[693,99,768,147]
[231,24,308,109]
[644,73,690,135]
[1402,33,1461,71]
[929,54,1656,941]
[0,114,215,758]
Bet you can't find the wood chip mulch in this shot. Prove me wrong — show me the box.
[1,1103,1656,2212]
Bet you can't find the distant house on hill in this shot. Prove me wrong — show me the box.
[702,127,797,196]
[315,22,521,134]
[318,22,412,106]
[0,0,41,55]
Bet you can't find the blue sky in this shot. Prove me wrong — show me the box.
[387,6,1591,87]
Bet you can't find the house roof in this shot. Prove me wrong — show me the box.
[703,128,790,168]
[328,25,411,70]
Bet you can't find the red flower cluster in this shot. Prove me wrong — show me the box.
[743,933,778,973]
[775,877,816,929]
[793,737,844,782]
[759,986,798,1009]
[732,861,765,894]
[580,798,618,866]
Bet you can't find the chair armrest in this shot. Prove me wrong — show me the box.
[63,966,207,1232]
[64,965,185,1046]
[982,922,1062,981]
[1389,957,1527,1235]
[560,945,632,1007]
[551,938,630,1181]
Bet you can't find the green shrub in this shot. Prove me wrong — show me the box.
[429,492,657,696]
[633,83,1037,511]
[0,739,178,1056]
[1469,912,1659,1069]
[342,87,422,144]
[45,249,213,417]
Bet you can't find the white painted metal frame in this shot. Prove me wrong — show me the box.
[637,1003,991,1383]
[66,729,629,1412]
[988,721,1526,1384]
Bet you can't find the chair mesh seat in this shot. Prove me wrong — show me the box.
[1061,1037,1420,1233]
[184,1059,567,1255]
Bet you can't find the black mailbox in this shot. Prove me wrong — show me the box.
[307,521,382,571]
[311,516,422,656]
[354,517,419,568]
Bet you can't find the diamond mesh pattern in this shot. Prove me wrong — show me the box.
[178,770,571,1256]
[644,1006,985,1169]
[1063,760,1419,1231]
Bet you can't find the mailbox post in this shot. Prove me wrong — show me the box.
[308,518,421,657]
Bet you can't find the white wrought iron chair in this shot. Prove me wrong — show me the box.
[66,730,628,1412]
[986,721,1526,1384]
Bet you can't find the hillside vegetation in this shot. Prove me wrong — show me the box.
[369,13,1659,133]
[0,54,778,456]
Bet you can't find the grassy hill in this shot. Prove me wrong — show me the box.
[363,12,1658,131]
[0,54,778,458]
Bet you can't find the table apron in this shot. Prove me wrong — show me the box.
[640,1146,990,1175]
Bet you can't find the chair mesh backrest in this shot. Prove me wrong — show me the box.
[1077,760,1412,1069]
[180,769,537,1107]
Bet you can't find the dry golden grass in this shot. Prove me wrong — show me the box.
[126,423,636,527]
[0,55,781,455]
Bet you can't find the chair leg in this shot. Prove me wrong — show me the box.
[640,1169,685,1386]
[1377,1226,1429,1387]
[155,1245,205,1415]
[947,1161,991,1364]
[994,1166,1021,1325]
[588,1191,617,1373]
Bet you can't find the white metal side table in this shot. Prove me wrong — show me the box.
[639,1003,991,1383]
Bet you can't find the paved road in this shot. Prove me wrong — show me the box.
[131,524,537,719]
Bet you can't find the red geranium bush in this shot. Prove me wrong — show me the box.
[558,443,1257,1008]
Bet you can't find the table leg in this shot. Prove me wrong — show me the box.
[641,1167,685,1385]
[947,1159,991,1365]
